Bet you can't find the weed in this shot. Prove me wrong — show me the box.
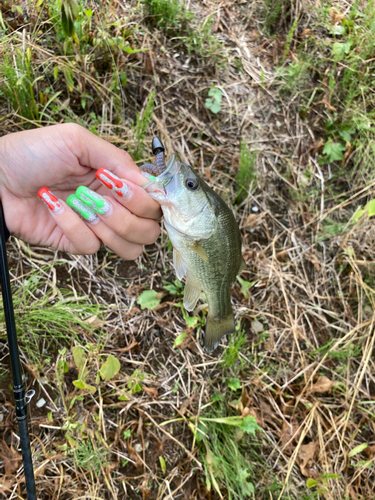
[142,0,192,31]
[234,142,257,203]
[196,394,260,499]
[221,327,247,369]
[0,267,102,369]
[132,89,156,161]
[70,438,110,475]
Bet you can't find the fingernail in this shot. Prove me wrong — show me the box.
[76,186,113,216]
[66,194,99,224]
[38,187,65,214]
[95,168,133,200]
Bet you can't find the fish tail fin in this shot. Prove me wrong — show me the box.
[204,312,235,353]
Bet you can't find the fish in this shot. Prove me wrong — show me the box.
[140,138,246,352]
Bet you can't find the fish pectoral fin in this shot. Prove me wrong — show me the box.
[191,242,208,261]
[183,280,202,311]
[173,249,188,280]
[238,256,247,274]
[205,313,235,353]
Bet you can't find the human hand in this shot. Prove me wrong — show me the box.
[0,123,161,259]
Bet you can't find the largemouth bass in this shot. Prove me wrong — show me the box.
[141,138,246,352]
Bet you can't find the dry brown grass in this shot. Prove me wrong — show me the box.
[0,1,375,499]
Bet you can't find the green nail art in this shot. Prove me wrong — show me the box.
[75,186,110,215]
[66,194,98,222]
[149,175,156,180]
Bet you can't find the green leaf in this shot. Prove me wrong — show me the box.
[137,290,161,310]
[332,41,352,61]
[365,199,375,217]
[237,276,254,299]
[123,429,131,439]
[322,140,346,163]
[205,88,222,114]
[118,394,130,401]
[164,284,179,295]
[159,456,167,474]
[306,478,318,488]
[123,46,148,54]
[186,316,198,328]
[72,346,86,373]
[352,207,365,222]
[173,331,187,348]
[12,5,23,15]
[73,379,97,394]
[99,354,121,380]
[120,70,127,87]
[228,377,241,391]
[349,443,368,458]
[84,8,93,19]
[240,415,261,434]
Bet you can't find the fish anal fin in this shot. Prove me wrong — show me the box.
[205,313,235,353]
[183,280,202,311]
[191,242,208,261]
[238,256,246,274]
[173,249,187,280]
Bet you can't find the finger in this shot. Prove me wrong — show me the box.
[75,187,161,245]
[95,168,161,219]
[56,123,149,187]
[66,193,145,260]
[38,187,101,255]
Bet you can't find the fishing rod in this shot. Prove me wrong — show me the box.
[0,202,37,499]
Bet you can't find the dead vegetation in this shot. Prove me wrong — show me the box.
[0,0,375,499]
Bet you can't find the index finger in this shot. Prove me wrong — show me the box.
[60,123,150,187]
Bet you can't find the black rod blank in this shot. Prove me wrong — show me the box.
[0,202,37,500]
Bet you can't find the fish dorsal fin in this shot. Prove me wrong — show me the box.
[183,279,202,311]
[191,242,208,261]
[173,249,187,280]
[238,256,246,274]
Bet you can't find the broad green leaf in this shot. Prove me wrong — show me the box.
[349,443,368,458]
[173,331,187,348]
[72,346,86,373]
[228,377,241,391]
[352,207,365,222]
[306,478,318,488]
[332,41,352,61]
[73,379,96,394]
[99,354,121,380]
[164,284,179,294]
[365,199,375,217]
[186,316,198,328]
[84,8,93,19]
[137,289,161,310]
[322,140,346,163]
[240,415,262,434]
[159,456,167,474]
[205,88,222,114]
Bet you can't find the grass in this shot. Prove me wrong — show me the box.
[1,0,375,499]
[0,266,102,369]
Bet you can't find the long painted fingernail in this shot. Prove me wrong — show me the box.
[76,186,113,216]
[38,187,65,214]
[95,168,133,200]
[66,194,99,224]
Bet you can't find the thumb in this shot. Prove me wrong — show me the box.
[60,123,149,187]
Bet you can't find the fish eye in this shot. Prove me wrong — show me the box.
[185,178,199,191]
